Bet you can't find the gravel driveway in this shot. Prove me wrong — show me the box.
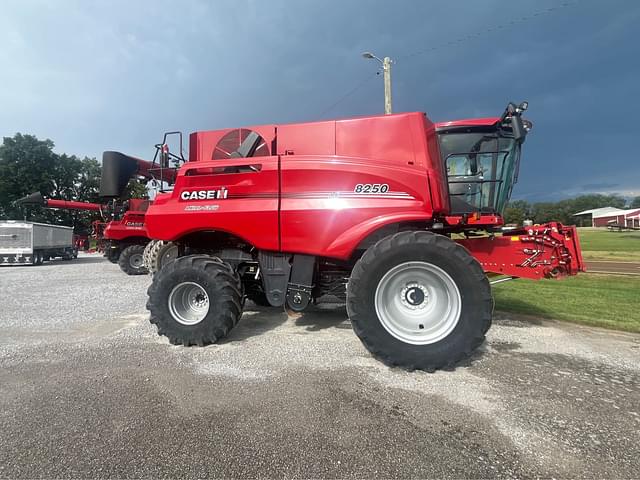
[1,254,639,478]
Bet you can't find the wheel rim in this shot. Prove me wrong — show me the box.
[374,261,461,345]
[129,253,144,269]
[168,282,210,325]
[160,245,179,268]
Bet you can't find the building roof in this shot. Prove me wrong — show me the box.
[573,207,625,218]
[574,207,640,218]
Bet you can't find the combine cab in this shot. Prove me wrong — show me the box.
[135,102,583,370]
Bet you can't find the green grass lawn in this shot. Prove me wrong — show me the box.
[577,227,640,261]
[493,274,640,332]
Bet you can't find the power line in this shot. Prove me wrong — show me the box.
[317,1,579,117]
[317,71,379,118]
[398,1,579,60]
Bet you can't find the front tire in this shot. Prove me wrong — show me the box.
[347,231,491,371]
[118,244,148,275]
[147,255,243,346]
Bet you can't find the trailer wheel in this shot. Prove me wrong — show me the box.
[146,240,179,275]
[33,251,43,265]
[147,255,242,346]
[347,231,492,371]
[118,245,148,275]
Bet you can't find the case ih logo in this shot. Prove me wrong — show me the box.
[125,222,144,228]
[180,188,228,201]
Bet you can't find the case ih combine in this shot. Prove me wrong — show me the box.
[127,102,584,371]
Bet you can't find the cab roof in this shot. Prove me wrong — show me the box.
[435,117,500,129]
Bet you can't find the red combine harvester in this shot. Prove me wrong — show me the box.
[27,103,585,370]
[97,149,180,274]
[140,102,584,370]
[16,146,181,275]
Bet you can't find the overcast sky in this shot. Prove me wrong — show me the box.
[1,0,638,201]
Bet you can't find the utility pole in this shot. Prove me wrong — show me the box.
[362,52,393,114]
[382,56,392,114]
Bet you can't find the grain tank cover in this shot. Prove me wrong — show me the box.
[100,151,139,198]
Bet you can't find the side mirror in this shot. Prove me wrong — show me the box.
[511,115,525,142]
[500,101,528,143]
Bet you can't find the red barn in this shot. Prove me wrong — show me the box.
[574,207,640,228]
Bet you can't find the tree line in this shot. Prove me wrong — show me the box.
[504,194,640,226]
[0,133,146,233]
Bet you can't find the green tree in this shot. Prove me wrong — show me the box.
[0,134,58,219]
[0,134,103,232]
[630,196,640,209]
[124,179,149,200]
[503,200,531,225]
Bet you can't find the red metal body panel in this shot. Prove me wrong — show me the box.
[146,113,447,257]
[103,211,149,242]
[103,200,152,242]
[279,154,430,257]
[147,157,280,250]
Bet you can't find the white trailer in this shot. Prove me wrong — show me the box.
[0,221,77,265]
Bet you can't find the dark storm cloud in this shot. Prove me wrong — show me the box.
[1,0,638,200]
[581,182,620,191]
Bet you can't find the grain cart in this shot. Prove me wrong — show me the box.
[0,220,76,265]
[137,103,582,370]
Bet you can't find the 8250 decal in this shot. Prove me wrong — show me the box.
[354,183,389,194]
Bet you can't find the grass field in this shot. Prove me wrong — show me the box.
[493,274,640,332]
[492,227,640,332]
[577,227,640,261]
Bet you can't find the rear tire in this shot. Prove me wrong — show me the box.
[147,255,243,346]
[118,245,148,275]
[142,240,159,270]
[34,251,43,265]
[146,240,179,275]
[346,231,492,371]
